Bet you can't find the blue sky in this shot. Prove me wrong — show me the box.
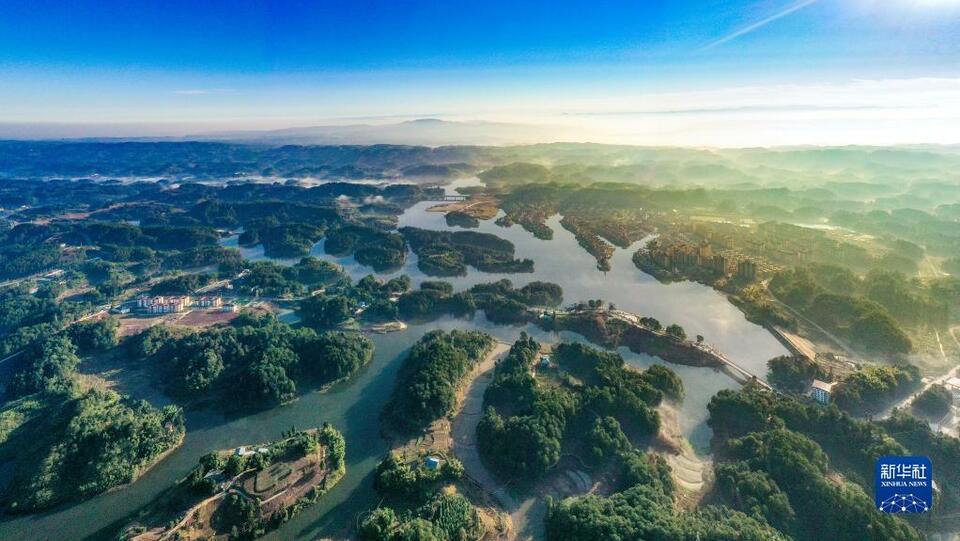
[1,0,959,144]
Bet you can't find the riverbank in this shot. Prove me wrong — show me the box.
[449,341,530,538]
[381,339,513,539]
[120,427,346,541]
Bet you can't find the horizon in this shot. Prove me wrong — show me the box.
[2,1,960,146]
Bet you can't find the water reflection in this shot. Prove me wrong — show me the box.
[0,179,786,540]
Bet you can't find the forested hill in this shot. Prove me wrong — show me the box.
[0,141,494,179]
[3,140,959,189]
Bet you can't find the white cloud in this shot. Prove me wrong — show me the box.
[547,77,960,146]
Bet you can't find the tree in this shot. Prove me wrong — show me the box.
[767,355,823,393]
[179,348,224,394]
[299,295,354,328]
[912,384,952,419]
[850,310,912,355]
[294,330,373,384]
[665,324,686,341]
[588,416,630,461]
[68,317,120,353]
[239,357,297,406]
[384,330,493,432]
[9,334,80,397]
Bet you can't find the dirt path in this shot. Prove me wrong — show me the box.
[451,341,546,541]
[655,402,710,508]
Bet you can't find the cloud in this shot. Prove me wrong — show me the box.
[553,77,960,146]
[699,0,818,51]
[172,88,236,96]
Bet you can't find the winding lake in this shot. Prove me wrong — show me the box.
[0,179,785,541]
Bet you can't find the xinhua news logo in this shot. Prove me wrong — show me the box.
[875,456,932,514]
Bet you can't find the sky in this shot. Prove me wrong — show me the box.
[1,0,959,146]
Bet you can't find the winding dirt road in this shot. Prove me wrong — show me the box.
[451,342,546,541]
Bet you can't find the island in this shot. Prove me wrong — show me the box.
[118,425,346,541]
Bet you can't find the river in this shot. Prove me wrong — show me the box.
[0,178,786,541]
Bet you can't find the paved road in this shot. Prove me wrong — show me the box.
[761,281,863,362]
[884,353,960,420]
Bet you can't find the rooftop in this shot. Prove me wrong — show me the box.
[812,379,835,393]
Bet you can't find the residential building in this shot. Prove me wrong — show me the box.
[137,295,192,314]
[811,379,835,404]
[196,295,222,308]
[737,259,757,280]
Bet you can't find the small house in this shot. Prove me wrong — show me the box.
[810,379,835,404]
[539,355,551,369]
[424,456,441,470]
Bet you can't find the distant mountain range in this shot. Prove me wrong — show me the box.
[0,118,571,147]
[192,118,568,147]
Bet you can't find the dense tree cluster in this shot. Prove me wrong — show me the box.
[766,355,826,393]
[707,387,920,541]
[299,294,355,328]
[443,211,479,229]
[359,493,484,541]
[397,281,476,320]
[345,274,412,322]
[912,383,953,418]
[478,337,679,482]
[708,387,905,485]
[400,226,534,276]
[0,285,63,335]
[395,279,563,324]
[298,274,412,327]
[469,279,562,323]
[239,221,325,258]
[67,316,120,353]
[0,389,184,513]
[373,453,464,500]
[324,224,407,271]
[546,447,785,541]
[879,411,960,510]
[149,273,215,295]
[832,364,920,415]
[770,266,929,355]
[235,257,345,298]
[137,313,373,409]
[8,334,81,398]
[0,284,91,356]
[383,330,493,432]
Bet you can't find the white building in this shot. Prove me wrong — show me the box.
[811,379,835,404]
[137,295,192,314]
[195,295,223,308]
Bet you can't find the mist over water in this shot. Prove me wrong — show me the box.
[0,178,785,540]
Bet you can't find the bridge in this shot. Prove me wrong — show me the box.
[544,307,772,390]
[608,309,772,390]
[424,194,469,202]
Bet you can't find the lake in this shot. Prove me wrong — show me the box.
[0,179,786,540]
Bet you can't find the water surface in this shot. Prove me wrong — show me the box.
[0,179,784,540]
